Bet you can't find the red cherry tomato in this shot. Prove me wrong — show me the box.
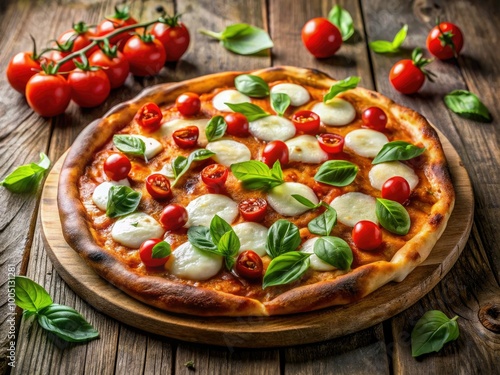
[172,126,199,148]
[317,133,344,154]
[201,164,228,189]
[302,18,342,58]
[362,107,388,131]
[224,112,249,137]
[160,203,188,230]
[235,250,263,279]
[389,60,426,94]
[103,153,131,181]
[381,176,411,204]
[6,52,43,93]
[123,35,166,77]
[261,140,289,168]
[88,49,130,89]
[68,68,111,108]
[145,173,172,200]
[352,221,383,251]
[151,21,190,62]
[238,198,268,222]
[426,22,464,60]
[57,23,97,55]
[176,92,201,116]
[49,50,76,74]
[134,102,163,132]
[139,239,170,268]
[292,110,320,134]
[96,8,138,47]
[25,73,71,117]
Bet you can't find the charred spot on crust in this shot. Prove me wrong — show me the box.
[369,92,378,99]
[87,251,108,263]
[429,213,443,226]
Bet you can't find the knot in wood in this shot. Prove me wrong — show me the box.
[478,303,500,333]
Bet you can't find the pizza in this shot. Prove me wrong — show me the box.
[57,66,455,316]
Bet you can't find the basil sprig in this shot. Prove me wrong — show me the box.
[411,310,459,357]
[271,92,291,116]
[314,160,358,186]
[113,135,146,158]
[171,149,215,186]
[231,160,284,190]
[323,76,360,103]
[328,5,354,41]
[225,102,270,121]
[372,141,425,164]
[234,74,270,97]
[444,90,492,122]
[205,115,227,142]
[152,241,172,259]
[376,198,410,235]
[314,236,353,270]
[265,219,301,259]
[1,152,50,193]
[369,25,408,54]
[263,251,311,289]
[291,194,337,236]
[15,276,99,343]
[106,185,141,218]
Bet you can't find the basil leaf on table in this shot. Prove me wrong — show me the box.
[323,76,360,103]
[106,185,141,218]
[231,160,284,190]
[205,115,227,142]
[225,102,270,122]
[218,230,241,270]
[152,241,171,259]
[263,251,311,289]
[265,219,301,258]
[1,152,51,193]
[308,206,337,236]
[15,276,53,312]
[444,90,492,122]
[369,24,408,54]
[314,160,358,186]
[372,141,425,164]
[313,236,352,270]
[327,5,354,41]
[171,149,215,186]
[270,92,291,116]
[411,310,459,357]
[376,198,410,235]
[234,74,270,97]
[113,135,146,158]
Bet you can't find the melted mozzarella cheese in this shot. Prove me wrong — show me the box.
[92,179,130,211]
[205,139,251,167]
[300,237,336,271]
[270,83,310,106]
[160,118,210,146]
[369,161,419,190]
[249,115,296,142]
[232,222,269,256]
[166,242,223,280]
[312,99,356,126]
[111,212,165,249]
[286,135,329,164]
[185,194,239,227]
[212,89,251,112]
[130,135,163,159]
[344,129,389,158]
[330,192,378,227]
[266,182,318,216]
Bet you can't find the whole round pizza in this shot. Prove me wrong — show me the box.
[58,66,455,316]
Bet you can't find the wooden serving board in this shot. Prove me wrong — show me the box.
[40,134,473,348]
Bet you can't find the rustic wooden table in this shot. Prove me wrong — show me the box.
[1,0,499,374]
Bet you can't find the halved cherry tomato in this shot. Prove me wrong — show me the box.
[362,107,387,131]
[68,68,111,108]
[96,6,138,47]
[104,153,131,181]
[7,52,44,93]
[317,133,344,154]
[145,173,172,200]
[426,22,463,60]
[238,198,267,222]
[235,250,263,279]
[160,203,188,230]
[139,239,170,267]
[135,102,163,132]
[25,73,71,117]
[123,35,166,77]
[151,19,190,62]
[261,140,289,167]
[201,164,228,189]
[302,18,342,58]
[292,110,320,134]
[352,221,382,251]
[89,49,130,89]
[172,126,199,148]
[381,176,411,204]
[224,112,249,137]
[176,92,201,116]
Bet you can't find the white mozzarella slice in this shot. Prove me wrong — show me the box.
[267,182,318,217]
[167,242,223,281]
[111,212,165,249]
[249,115,296,142]
[92,179,130,211]
[270,83,310,106]
[330,192,378,227]
[285,135,329,164]
[300,237,336,272]
[129,135,163,159]
[232,222,269,256]
[369,161,419,190]
[205,139,251,167]
[312,99,356,126]
[156,163,175,179]
[344,129,389,158]
[212,89,251,112]
[185,194,238,227]
[160,118,210,146]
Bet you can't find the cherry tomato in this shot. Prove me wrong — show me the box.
[389,60,425,94]
[172,126,199,148]
[176,92,201,116]
[381,176,411,204]
[96,7,138,47]
[89,49,130,89]
[201,164,228,189]
[317,133,344,154]
[49,50,76,74]
[135,102,163,132]
[151,20,190,62]
[292,110,320,134]
[6,52,43,93]
[261,140,289,168]
[224,112,249,137]
[57,22,97,55]
[25,73,71,117]
[426,22,464,60]
[160,203,188,230]
[352,221,383,251]
[238,198,268,222]
[235,250,263,279]
[362,107,387,131]
[68,68,111,108]
[145,173,172,200]
[103,153,131,181]
[139,239,170,268]
[302,18,342,58]
[123,35,166,77]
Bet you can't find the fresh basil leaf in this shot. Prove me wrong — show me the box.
[231,160,284,190]
[106,185,141,218]
[291,194,321,209]
[113,135,146,158]
[221,23,252,39]
[265,219,301,259]
[172,149,215,186]
[1,153,51,193]
[225,102,270,122]
[411,310,459,357]
[392,24,408,49]
[308,206,337,236]
[323,76,360,103]
[187,226,219,253]
[372,141,425,164]
[152,241,171,259]
[271,92,290,116]
[234,74,270,97]
[171,156,188,179]
[15,276,53,312]
[205,115,227,142]
[218,230,240,270]
[263,252,311,288]
[444,90,492,122]
[376,198,410,235]
[38,304,99,343]
[314,160,358,186]
[369,25,408,54]
[327,5,354,41]
[314,236,352,270]
[210,215,233,246]
[221,25,273,55]
[270,160,284,181]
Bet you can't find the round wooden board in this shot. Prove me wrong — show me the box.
[41,133,473,348]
